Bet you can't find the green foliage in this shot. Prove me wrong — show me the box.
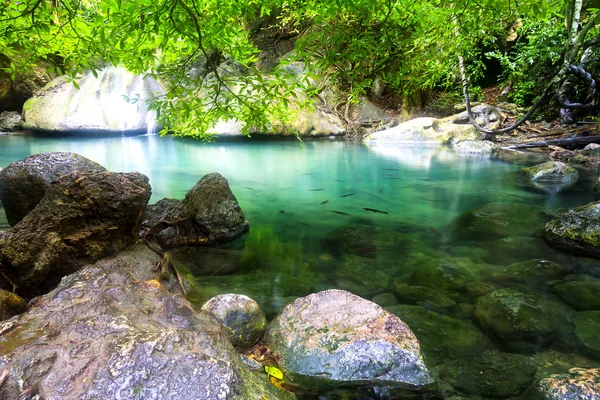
[487,17,566,105]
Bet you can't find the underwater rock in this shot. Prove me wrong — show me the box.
[473,288,573,354]
[0,152,106,226]
[520,161,579,185]
[438,352,537,398]
[141,173,249,248]
[463,281,499,303]
[265,289,434,393]
[335,255,391,297]
[554,278,600,310]
[201,294,267,349]
[322,224,412,258]
[452,140,498,156]
[0,289,27,321]
[572,311,600,360]
[530,368,600,400]
[0,245,293,400]
[0,111,22,132]
[544,201,600,259]
[170,246,246,276]
[0,170,151,297]
[408,256,476,294]
[491,259,571,290]
[22,66,163,133]
[392,283,456,310]
[386,304,493,366]
[371,292,399,307]
[448,202,549,241]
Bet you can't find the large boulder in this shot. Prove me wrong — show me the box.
[554,278,600,310]
[572,311,600,360]
[0,245,293,400]
[264,290,434,393]
[520,161,579,187]
[140,173,249,248]
[0,53,55,113]
[530,368,600,400]
[473,288,573,353]
[23,66,164,133]
[0,152,106,226]
[544,201,600,259]
[201,294,267,349]
[0,170,151,296]
[491,259,571,290]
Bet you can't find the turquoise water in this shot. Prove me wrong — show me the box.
[1,134,599,398]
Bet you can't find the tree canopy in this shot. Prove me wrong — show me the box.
[1,0,598,139]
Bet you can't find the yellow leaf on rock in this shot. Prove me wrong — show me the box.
[264,365,283,380]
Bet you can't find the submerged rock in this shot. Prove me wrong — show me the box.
[491,259,570,289]
[392,283,456,310]
[408,256,476,294]
[0,170,151,296]
[23,66,163,133]
[386,304,492,365]
[473,288,573,353]
[520,161,579,185]
[322,224,412,258]
[530,368,600,400]
[265,289,434,392]
[335,255,391,297]
[141,173,249,248]
[201,294,267,349]
[572,311,600,360]
[0,152,106,226]
[544,201,600,259]
[170,246,247,276]
[554,278,600,310]
[0,289,27,321]
[0,245,293,400]
[438,352,537,398]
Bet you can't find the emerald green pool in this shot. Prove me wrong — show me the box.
[1,134,598,398]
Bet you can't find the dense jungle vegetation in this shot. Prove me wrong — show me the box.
[1,0,599,139]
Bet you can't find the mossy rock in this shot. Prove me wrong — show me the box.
[386,304,493,365]
[491,259,571,289]
[572,311,600,360]
[0,289,27,321]
[473,288,573,353]
[391,283,456,310]
[335,255,391,298]
[322,224,413,258]
[520,161,579,184]
[437,352,537,398]
[408,256,476,294]
[529,367,600,400]
[554,279,600,310]
[544,201,600,259]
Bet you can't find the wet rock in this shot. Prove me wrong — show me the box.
[451,104,502,129]
[554,278,600,310]
[483,236,554,265]
[463,281,498,303]
[0,53,55,112]
[322,224,412,258]
[0,111,22,132]
[544,201,600,259]
[335,255,391,297]
[386,304,493,365]
[0,289,27,321]
[473,288,573,353]
[520,161,579,185]
[23,66,164,133]
[392,283,456,310]
[572,311,600,360]
[581,143,600,157]
[0,245,293,400]
[408,257,475,293]
[530,368,600,400]
[0,170,151,297]
[170,246,247,276]
[452,140,498,156]
[265,290,434,392]
[0,152,106,226]
[491,259,570,289]
[438,352,537,398]
[448,202,549,241]
[141,173,249,248]
[201,294,267,349]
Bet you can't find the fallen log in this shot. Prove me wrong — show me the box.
[502,134,600,149]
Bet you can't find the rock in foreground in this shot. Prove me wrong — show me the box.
[0,245,293,400]
[0,170,151,296]
[530,368,600,400]
[265,289,434,393]
[0,152,106,226]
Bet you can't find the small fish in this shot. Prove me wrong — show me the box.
[279,210,286,215]
[420,178,435,182]
[339,193,356,197]
[363,207,388,214]
[353,177,363,181]
[384,177,402,180]
[300,172,314,176]
[334,179,345,182]
[309,188,325,191]
[420,197,444,202]
[382,173,397,177]
[429,226,439,235]
[320,199,329,205]
[277,186,294,191]
[331,210,351,216]
[378,188,383,193]
[383,168,400,171]
[298,222,312,228]
[242,187,255,191]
